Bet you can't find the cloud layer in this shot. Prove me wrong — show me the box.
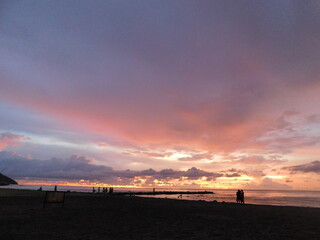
[283,161,320,174]
[1,1,320,154]
[0,151,223,185]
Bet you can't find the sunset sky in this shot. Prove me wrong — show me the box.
[1,0,320,190]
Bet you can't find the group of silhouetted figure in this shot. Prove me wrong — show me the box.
[236,189,245,204]
[93,187,114,194]
[37,185,115,194]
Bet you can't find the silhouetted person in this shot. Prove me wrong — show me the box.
[236,190,241,203]
[98,187,100,193]
[92,187,96,193]
[240,190,245,204]
[54,185,57,191]
[37,186,42,191]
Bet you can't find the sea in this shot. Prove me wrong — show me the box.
[2,184,320,208]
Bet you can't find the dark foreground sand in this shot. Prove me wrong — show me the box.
[1,189,320,240]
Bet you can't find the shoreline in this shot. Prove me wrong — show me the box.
[1,187,320,209]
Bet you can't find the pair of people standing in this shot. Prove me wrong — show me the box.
[236,189,245,204]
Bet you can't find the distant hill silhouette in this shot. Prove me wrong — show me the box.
[0,173,17,185]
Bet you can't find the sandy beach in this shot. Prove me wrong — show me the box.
[1,189,320,240]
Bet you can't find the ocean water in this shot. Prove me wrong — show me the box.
[141,189,320,208]
[2,185,320,208]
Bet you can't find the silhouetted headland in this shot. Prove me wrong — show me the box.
[0,173,17,186]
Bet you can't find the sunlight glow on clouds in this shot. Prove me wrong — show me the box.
[1,0,320,189]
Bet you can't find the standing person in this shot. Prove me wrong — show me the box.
[240,190,245,204]
[236,190,241,203]
[54,185,57,191]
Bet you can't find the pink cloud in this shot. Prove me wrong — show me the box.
[246,178,292,190]
[230,155,286,165]
[0,132,29,151]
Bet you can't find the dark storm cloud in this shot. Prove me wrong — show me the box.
[283,161,320,173]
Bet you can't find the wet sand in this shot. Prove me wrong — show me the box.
[1,188,320,240]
